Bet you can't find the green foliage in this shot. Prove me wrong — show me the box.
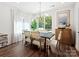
[45,16,52,30]
[31,20,37,30]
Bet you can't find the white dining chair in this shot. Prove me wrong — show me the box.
[47,31,62,56]
[23,31,31,46]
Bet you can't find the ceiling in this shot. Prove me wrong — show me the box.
[0,2,75,14]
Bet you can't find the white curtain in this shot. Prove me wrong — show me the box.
[14,17,24,42]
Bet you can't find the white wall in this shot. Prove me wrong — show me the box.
[0,5,12,45]
[74,3,79,51]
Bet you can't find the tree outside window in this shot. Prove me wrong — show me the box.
[31,19,37,30]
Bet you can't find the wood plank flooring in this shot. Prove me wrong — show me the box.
[0,41,79,57]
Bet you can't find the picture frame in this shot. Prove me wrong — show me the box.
[57,10,70,28]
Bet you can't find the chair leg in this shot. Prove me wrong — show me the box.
[56,41,60,56]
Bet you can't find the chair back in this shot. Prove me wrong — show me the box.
[24,31,30,38]
[31,31,40,39]
[58,30,62,41]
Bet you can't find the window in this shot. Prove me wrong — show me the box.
[31,15,52,31]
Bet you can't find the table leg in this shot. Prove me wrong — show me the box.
[44,38,48,56]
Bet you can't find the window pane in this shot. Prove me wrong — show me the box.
[45,16,52,30]
[39,16,44,28]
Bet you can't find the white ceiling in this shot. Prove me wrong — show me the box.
[0,2,75,14]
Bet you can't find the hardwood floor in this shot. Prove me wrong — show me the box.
[0,42,44,57]
[0,41,79,57]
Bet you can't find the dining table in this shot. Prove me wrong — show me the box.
[40,31,55,56]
